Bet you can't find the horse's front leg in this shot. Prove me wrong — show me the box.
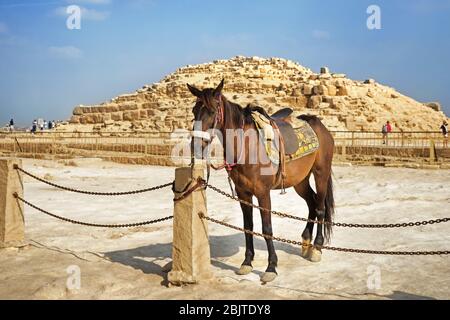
[257,192,278,283]
[236,188,255,275]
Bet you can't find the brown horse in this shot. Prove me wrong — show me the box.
[188,79,335,283]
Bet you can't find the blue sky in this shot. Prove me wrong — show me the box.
[1,0,449,126]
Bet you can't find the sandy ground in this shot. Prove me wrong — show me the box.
[0,158,449,300]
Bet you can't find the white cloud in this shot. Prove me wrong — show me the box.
[53,6,110,21]
[0,22,8,34]
[312,29,330,40]
[49,46,83,59]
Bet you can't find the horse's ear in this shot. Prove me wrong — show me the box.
[187,83,202,97]
[214,78,224,98]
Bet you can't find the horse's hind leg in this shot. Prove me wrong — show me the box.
[309,166,332,262]
[236,188,255,275]
[294,176,317,259]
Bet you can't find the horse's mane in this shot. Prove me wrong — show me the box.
[243,104,271,121]
[223,96,272,127]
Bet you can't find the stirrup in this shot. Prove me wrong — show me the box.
[280,179,287,195]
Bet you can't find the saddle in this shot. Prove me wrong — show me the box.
[271,108,299,155]
[250,106,320,192]
[251,107,319,158]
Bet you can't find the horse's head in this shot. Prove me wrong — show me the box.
[188,79,224,159]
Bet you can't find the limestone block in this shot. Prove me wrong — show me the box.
[295,95,308,108]
[313,85,328,95]
[0,158,24,247]
[308,96,322,109]
[319,73,331,80]
[303,84,313,95]
[337,86,349,96]
[424,102,441,112]
[327,85,337,96]
[101,114,112,122]
[73,107,83,115]
[111,112,123,121]
[119,102,138,111]
[123,110,140,121]
[139,110,148,119]
[69,115,80,124]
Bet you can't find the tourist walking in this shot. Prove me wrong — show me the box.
[9,119,14,132]
[382,121,392,145]
[31,120,37,134]
[441,120,448,148]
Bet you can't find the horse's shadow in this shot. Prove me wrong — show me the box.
[103,233,299,279]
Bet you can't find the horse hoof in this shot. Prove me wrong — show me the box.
[236,265,253,275]
[261,272,277,283]
[300,240,312,258]
[309,248,322,263]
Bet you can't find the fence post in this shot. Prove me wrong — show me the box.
[168,164,213,285]
[429,140,436,162]
[0,158,24,248]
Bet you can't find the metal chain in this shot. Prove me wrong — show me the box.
[15,165,173,196]
[204,181,450,228]
[14,193,173,228]
[200,213,450,256]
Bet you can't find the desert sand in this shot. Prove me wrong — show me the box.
[0,158,449,300]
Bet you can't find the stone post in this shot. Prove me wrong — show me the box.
[168,164,213,285]
[0,158,25,248]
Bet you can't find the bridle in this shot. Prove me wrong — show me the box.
[190,96,244,196]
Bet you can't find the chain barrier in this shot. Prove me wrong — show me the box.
[203,180,450,229]
[200,213,450,256]
[14,193,173,228]
[173,179,205,202]
[14,165,173,196]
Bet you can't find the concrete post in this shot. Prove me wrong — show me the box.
[168,164,213,285]
[0,158,25,248]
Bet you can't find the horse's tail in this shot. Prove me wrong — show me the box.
[324,171,335,243]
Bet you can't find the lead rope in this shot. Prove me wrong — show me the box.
[227,172,236,197]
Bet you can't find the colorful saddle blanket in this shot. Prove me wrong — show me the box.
[251,111,320,165]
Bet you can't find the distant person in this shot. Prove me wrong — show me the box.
[441,120,448,148]
[9,119,14,132]
[48,120,53,130]
[382,121,392,145]
[31,120,37,134]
